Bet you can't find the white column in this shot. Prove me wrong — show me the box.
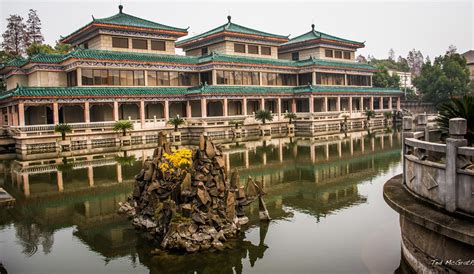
[212,70,217,85]
[397,97,401,111]
[243,97,247,116]
[77,68,82,87]
[312,71,316,85]
[84,101,90,123]
[260,97,265,111]
[349,97,353,113]
[116,164,123,183]
[164,100,169,120]
[389,97,393,110]
[360,97,364,111]
[370,97,374,110]
[186,101,192,118]
[323,97,328,112]
[140,100,145,128]
[201,98,207,118]
[380,97,384,110]
[291,98,296,113]
[309,95,314,113]
[57,171,63,192]
[113,102,119,121]
[336,97,341,112]
[18,103,25,127]
[223,98,228,117]
[53,102,59,125]
[277,97,282,118]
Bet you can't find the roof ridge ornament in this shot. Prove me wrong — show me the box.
[119,4,123,14]
[227,15,231,23]
[311,23,315,31]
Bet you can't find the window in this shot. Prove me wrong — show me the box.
[81,69,93,85]
[147,71,157,86]
[251,72,260,85]
[248,45,259,54]
[108,70,120,85]
[234,43,245,53]
[216,71,225,85]
[261,47,271,56]
[178,72,198,86]
[242,72,252,85]
[132,39,148,49]
[262,73,277,85]
[120,70,134,86]
[201,47,208,55]
[279,74,297,86]
[67,70,77,87]
[316,73,345,85]
[93,69,108,85]
[343,51,351,60]
[325,49,334,58]
[133,71,145,86]
[112,37,128,48]
[298,73,312,86]
[292,52,299,61]
[83,43,88,49]
[347,75,370,86]
[151,40,166,51]
[335,50,342,59]
[169,71,179,86]
[234,71,243,85]
[157,71,170,86]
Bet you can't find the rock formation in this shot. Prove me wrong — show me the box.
[118,133,268,252]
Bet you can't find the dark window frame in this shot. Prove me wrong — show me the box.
[234,43,246,53]
[132,38,148,50]
[261,46,271,56]
[151,40,166,51]
[112,37,129,48]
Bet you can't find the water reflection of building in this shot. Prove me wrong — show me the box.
[0,131,402,272]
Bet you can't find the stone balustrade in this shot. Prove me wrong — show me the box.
[402,115,474,216]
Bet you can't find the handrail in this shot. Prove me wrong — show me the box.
[404,138,446,153]
[458,146,474,157]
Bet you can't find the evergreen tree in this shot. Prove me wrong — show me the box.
[26,9,44,47]
[414,48,470,105]
[372,66,400,88]
[2,14,27,56]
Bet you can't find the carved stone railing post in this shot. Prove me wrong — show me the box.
[445,118,467,212]
[416,113,428,141]
[402,116,414,185]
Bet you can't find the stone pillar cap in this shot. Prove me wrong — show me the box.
[449,118,467,136]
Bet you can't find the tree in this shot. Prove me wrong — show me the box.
[2,15,27,56]
[167,116,185,132]
[254,110,273,124]
[54,42,72,54]
[25,9,44,47]
[54,123,72,141]
[284,112,297,124]
[372,66,400,88]
[447,45,457,55]
[413,49,471,105]
[436,96,474,144]
[113,120,133,136]
[356,54,367,63]
[26,41,72,57]
[397,56,410,72]
[407,49,424,76]
[364,109,375,121]
[388,48,395,61]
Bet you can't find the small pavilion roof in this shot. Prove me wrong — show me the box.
[281,24,364,48]
[176,16,288,47]
[61,5,188,44]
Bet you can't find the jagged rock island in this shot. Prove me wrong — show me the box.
[118,133,268,253]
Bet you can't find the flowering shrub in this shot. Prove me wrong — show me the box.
[159,148,192,178]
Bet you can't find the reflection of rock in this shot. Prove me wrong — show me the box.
[118,133,266,252]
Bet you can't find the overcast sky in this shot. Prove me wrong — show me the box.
[0,0,472,59]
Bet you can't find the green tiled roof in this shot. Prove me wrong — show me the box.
[93,11,187,32]
[177,18,288,46]
[188,85,294,95]
[2,49,376,71]
[0,86,188,100]
[61,6,187,42]
[67,48,200,64]
[199,53,376,70]
[282,26,364,47]
[0,85,401,100]
[5,57,28,67]
[294,85,402,94]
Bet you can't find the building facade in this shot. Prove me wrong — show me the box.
[462,50,474,81]
[0,5,402,155]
